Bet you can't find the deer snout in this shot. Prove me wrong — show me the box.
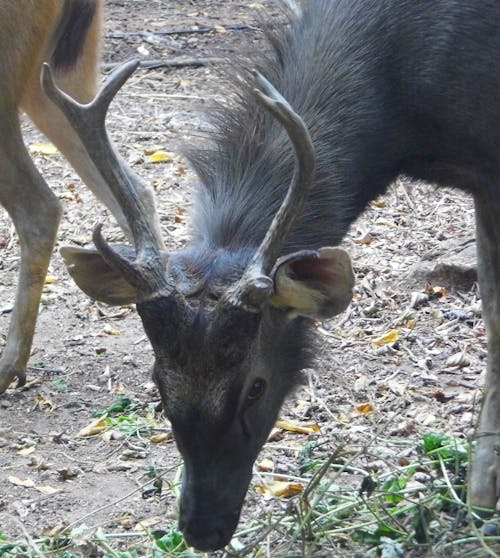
[179,501,240,551]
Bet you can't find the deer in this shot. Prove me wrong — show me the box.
[0,0,163,393]
[15,0,500,551]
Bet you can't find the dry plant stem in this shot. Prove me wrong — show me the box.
[13,520,45,558]
[226,516,288,557]
[102,57,226,71]
[61,470,173,535]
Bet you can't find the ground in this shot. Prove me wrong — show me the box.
[0,1,495,557]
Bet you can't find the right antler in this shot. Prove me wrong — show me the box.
[41,61,170,298]
[223,71,316,310]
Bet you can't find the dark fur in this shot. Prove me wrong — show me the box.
[50,0,97,70]
[182,0,499,284]
[147,0,500,549]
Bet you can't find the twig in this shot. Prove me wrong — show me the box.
[107,25,257,40]
[102,57,226,72]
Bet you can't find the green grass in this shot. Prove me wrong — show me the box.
[2,405,499,558]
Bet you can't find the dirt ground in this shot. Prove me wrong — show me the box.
[0,1,491,556]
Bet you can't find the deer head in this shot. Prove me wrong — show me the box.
[43,61,354,551]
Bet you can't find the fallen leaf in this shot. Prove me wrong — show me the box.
[356,232,374,245]
[17,446,36,456]
[370,197,386,208]
[29,142,58,156]
[354,402,375,415]
[103,324,120,336]
[257,458,274,472]
[446,352,471,369]
[371,329,399,348]
[256,480,303,499]
[8,476,35,488]
[36,485,58,495]
[34,394,55,412]
[149,150,173,163]
[57,468,79,480]
[150,432,172,444]
[275,419,320,435]
[78,416,108,437]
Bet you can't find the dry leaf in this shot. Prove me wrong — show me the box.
[34,395,55,412]
[36,485,58,495]
[267,427,284,442]
[354,402,375,415]
[78,417,108,437]
[257,458,274,472]
[17,446,36,456]
[371,329,399,348]
[446,352,471,369]
[370,197,386,208]
[29,142,58,156]
[103,324,120,336]
[275,419,320,435]
[424,284,446,297]
[150,432,172,444]
[57,468,79,480]
[353,375,369,392]
[149,150,173,163]
[256,480,303,499]
[356,232,374,245]
[44,276,58,284]
[8,476,35,488]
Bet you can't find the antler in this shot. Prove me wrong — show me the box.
[41,61,169,297]
[224,71,316,309]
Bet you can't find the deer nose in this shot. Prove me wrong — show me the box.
[180,514,236,551]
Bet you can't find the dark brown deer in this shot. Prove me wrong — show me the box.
[41,0,500,551]
[0,0,163,393]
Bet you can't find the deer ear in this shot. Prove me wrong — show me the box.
[270,247,354,319]
[60,246,139,306]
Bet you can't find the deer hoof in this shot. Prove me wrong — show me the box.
[469,435,500,513]
[0,363,26,394]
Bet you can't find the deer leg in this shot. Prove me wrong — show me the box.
[0,119,62,393]
[469,191,500,511]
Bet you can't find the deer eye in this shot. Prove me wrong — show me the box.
[247,378,266,401]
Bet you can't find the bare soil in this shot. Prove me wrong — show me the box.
[0,1,489,556]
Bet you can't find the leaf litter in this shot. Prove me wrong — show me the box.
[0,1,496,556]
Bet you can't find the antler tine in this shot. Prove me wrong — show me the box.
[248,71,316,277]
[41,61,168,294]
[41,60,139,130]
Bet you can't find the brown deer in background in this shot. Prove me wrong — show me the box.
[0,0,162,393]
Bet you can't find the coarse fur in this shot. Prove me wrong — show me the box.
[172,0,499,547]
[184,0,499,265]
[51,0,98,70]
[57,0,500,551]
